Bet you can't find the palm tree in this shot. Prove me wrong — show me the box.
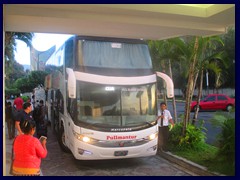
[170,35,226,128]
[5,32,34,62]
[183,37,199,134]
[4,32,34,87]
[192,36,225,124]
[167,36,199,135]
[150,33,233,136]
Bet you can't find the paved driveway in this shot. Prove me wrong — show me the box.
[41,127,192,176]
[4,125,192,176]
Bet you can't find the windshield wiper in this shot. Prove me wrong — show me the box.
[144,121,155,127]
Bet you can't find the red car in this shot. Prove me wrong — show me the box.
[191,94,235,112]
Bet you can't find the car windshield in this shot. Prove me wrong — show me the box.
[73,82,157,128]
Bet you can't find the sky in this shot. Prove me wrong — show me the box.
[15,33,73,65]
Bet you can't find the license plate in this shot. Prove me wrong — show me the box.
[114,150,128,156]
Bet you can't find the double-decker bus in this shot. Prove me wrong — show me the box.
[44,36,174,160]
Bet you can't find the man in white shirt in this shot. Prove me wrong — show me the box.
[157,102,174,152]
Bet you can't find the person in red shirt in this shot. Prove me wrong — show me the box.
[13,94,24,111]
[12,120,47,176]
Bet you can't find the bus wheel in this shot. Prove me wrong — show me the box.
[57,126,71,153]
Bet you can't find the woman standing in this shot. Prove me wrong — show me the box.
[12,120,47,176]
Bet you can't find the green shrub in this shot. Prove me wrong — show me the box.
[210,112,235,164]
[168,121,206,150]
[219,118,235,159]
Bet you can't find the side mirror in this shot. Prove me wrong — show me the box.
[156,72,174,98]
[66,68,76,98]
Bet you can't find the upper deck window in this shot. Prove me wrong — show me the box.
[79,40,152,69]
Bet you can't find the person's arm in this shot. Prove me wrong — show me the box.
[169,118,174,126]
[35,138,47,158]
[15,121,23,135]
[15,111,23,135]
[168,111,174,126]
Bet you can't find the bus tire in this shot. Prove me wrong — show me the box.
[57,126,71,153]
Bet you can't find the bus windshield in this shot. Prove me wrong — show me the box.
[74,82,156,128]
[78,40,152,69]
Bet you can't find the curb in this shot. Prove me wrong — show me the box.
[159,151,224,176]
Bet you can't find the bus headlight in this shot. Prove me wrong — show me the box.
[82,136,91,143]
[148,133,158,140]
[73,131,92,143]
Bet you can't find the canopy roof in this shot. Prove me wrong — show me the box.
[3,4,235,40]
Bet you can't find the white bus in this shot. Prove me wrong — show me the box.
[44,36,174,160]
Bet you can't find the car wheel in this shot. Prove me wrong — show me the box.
[226,105,233,112]
[58,126,71,153]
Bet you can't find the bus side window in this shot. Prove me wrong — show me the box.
[65,39,74,68]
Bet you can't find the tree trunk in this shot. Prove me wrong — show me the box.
[179,63,185,99]
[168,59,177,123]
[192,70,199,100]
[183,37,199,136]
[192,68,203,125]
